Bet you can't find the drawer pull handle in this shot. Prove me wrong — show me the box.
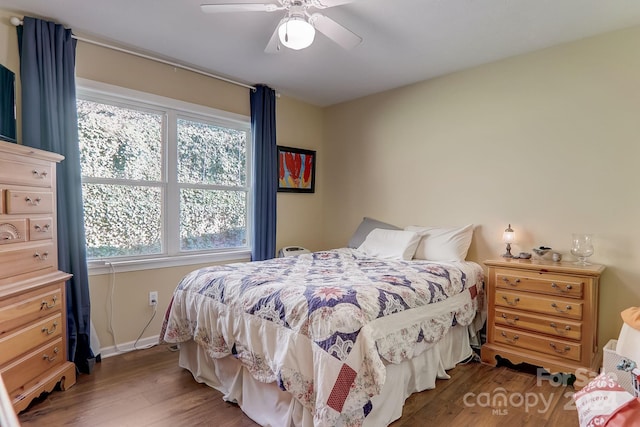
[43,347,59,362]
[501,295,520,306]
[25,196,42,206]
[501,313,519,325]
[501,277,521,286]
[551,283,573,293]
[32,169,48,179]
[551,303,572,313]
[42,321,58,335]
[33,251,49,261]
[550,322,571,334]
[501,331,520,344]
[41,295,58,310]
[34,223,51,232]
[549,343,571,354]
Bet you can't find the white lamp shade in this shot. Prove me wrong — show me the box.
[278,17,315,50]
[502,229,515,243]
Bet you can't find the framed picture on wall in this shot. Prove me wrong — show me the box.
[277,145,316,193]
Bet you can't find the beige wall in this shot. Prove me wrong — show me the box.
[0,10,325,352]
[324,26,640,349]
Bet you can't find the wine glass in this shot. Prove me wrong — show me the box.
[571,234,594,266]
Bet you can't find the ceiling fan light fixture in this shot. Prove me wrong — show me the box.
[278,16,315,50]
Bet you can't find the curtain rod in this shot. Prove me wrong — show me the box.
[10,16,257,92]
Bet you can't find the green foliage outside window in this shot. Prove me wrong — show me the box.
[77,98,249,259]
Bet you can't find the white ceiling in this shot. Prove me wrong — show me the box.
[3,0,640,107]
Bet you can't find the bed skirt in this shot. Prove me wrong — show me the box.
[178,323,475,427]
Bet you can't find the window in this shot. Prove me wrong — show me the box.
[77,81,251,272]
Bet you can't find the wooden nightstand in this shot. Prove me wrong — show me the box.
[481,258,605,377]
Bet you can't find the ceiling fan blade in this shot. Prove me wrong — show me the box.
[264,21,282,53]
[200,3,282,13]
[310,0,358,9]
[309,13,362,50]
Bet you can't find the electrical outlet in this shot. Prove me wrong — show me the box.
[149,291,158,306]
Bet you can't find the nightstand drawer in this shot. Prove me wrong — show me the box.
[495,268,584,299]
[495,290,583,320]
[495,307,582,340]
[493,326,582,362]
[0,314,62,366]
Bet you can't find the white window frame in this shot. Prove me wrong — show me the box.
[77,79,253,275]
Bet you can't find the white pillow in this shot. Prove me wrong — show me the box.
[357,228,421,260]
[405,224,474,261]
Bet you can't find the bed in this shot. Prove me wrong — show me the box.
[160,243,485,427]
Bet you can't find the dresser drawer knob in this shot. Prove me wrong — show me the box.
[551,283,573,293]
[32,169,48,179]
[42,321,58,335]
[34,223,51,232]
[549,343,571,354]
[33,251,49,261]
[501,331,520,344]
[550,323,571,333]
[501,313,519,325]
[551,303,572,313]
[501,295,520,306]
[41,295,58,310]
[501,277,521,286]
[25,196,42,206]
[42,347,59,362]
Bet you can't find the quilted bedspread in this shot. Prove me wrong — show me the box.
[161,248,484,426]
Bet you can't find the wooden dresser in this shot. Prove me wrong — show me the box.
[481,258,605,378]
[0,140,76,413]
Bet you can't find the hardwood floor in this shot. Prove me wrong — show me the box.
[17,345,579,426]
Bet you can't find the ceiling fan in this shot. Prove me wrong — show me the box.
[200,0,363,52]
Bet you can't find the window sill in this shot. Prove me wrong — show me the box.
[87,250,252,275]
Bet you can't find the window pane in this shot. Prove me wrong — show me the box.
[82,183,162,258]
[177,118,247,186]
[78,99,162,181]
[180,189,247,251]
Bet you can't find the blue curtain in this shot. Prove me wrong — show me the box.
[250,85,277,261]
[17,17,94,374]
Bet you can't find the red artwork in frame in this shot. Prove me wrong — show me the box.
[277,146,316,193]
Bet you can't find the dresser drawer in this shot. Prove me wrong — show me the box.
[0,159,52,188]
[28,217,53,241]
[0,219,27,245]
[493,325,582,362]
[495,289,583,320]
[5,190,54,214]
[0,243,56,280]
[495,268,584,299]
[494,307,582,340]
[1,338,64,397]
[0,285,62,336]
[0,314,62,366]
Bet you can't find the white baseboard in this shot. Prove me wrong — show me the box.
[97,335,160,359]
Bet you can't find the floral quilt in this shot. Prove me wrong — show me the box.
[161,248,484,426]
